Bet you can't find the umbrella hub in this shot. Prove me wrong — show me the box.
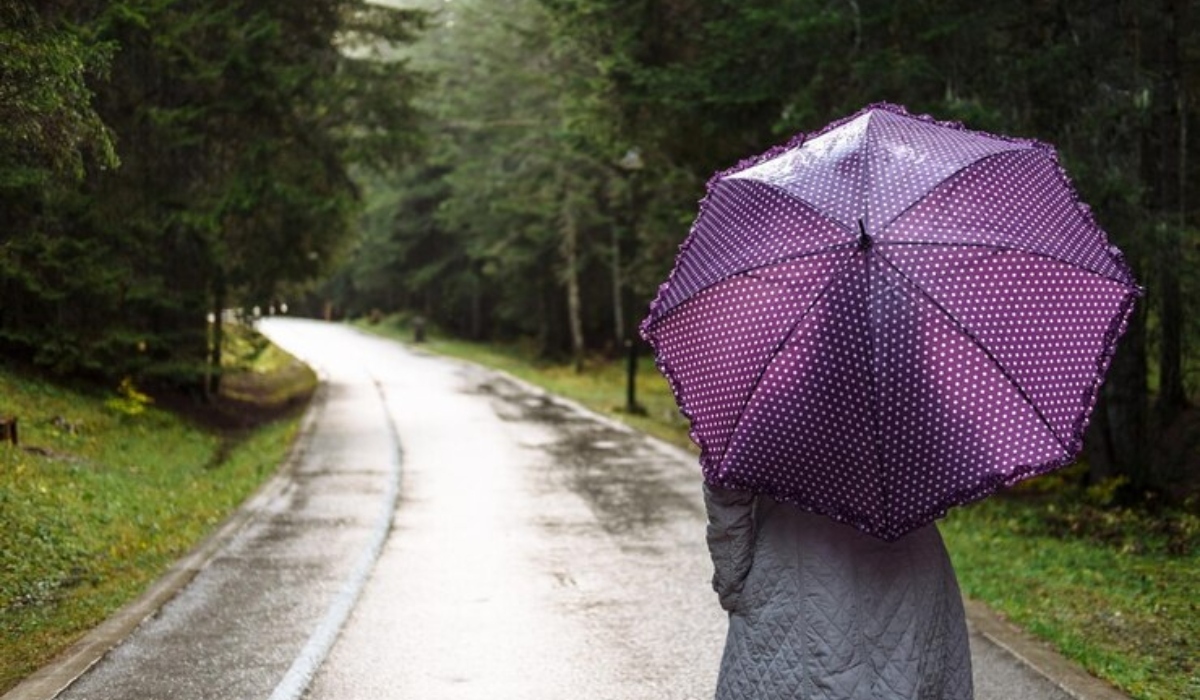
[856,219,873,252]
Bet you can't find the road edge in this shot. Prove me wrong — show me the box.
[1,377,329,700]
[6,337,1135,700]
[265,377,404,700]
[962,599,1132,700]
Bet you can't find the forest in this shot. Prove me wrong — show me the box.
[2,0,1197,498]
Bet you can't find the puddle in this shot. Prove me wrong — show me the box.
[469,374,701,537]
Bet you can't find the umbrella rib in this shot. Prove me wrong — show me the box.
[724,252,864,456]
[872,147,1030,237]
[734,240,858,278]
[863,248,889,526]
[649,241,860,329]
[875,249,1073,455]
[878,240,1140,290]
[862,125,890,523]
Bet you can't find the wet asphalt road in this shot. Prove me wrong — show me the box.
[52,318,1075,700]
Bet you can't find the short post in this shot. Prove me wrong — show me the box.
[624,339,645,415]
[0,416,17,446]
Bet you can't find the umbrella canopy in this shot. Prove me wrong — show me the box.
[641,103,1141,541]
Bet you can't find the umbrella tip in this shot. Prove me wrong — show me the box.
[857,219,872,251]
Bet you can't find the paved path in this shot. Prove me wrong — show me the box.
[6,319,1125,700]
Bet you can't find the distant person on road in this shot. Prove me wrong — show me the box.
[703,484,973,699]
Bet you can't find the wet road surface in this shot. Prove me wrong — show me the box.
[49,318,1077,700]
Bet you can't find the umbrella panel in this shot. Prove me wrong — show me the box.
[654,180,851,319]
[883,148,1128,280]
[713,252,1071,539]
[715,257,884,524]
[650,249,858,472]
[882,244,1136,450]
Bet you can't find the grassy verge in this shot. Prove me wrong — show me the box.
[219,323,317,412]
[360,314,1198,700]
[941,491,1198,700]
[0,325,314,693]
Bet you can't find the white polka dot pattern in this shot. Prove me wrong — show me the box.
[729,109,1024,237]
[642,103,1142,540]
[884,149,1127,279]
[654,249,857,468]
[656,179,848,315]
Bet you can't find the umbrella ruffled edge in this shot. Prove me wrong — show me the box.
[704,283,1141,542]
[642,101,1140,326]
[706,473,961,542]
[639,101,1145,537]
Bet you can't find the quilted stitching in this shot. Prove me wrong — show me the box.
[707,491,973,700]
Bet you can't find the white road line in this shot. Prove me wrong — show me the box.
[266,378,403,700]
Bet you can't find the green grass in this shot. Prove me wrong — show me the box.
[941,496,1199,700]
[219,324,318,409]
[360,313,1198,700]
[0,329,309,693]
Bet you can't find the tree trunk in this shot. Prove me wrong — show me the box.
[1155,0,1190,425]
[561,177,585,372]
[1157,223,1186,422]
[469,270,483,340]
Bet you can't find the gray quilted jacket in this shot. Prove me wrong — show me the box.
[704,484,973,700]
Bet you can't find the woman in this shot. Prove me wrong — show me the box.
[704,484,973,700]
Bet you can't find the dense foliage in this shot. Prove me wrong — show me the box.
[2,3,1196,693]
[2,0,1196,493]
[0,0,425,388]
[325,0,1198,497]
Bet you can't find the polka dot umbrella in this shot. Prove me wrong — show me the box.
[640,103,1142,541]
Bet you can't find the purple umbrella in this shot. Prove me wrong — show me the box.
[641,103,1141,541]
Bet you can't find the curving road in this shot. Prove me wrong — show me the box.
[39,318,1089,700]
